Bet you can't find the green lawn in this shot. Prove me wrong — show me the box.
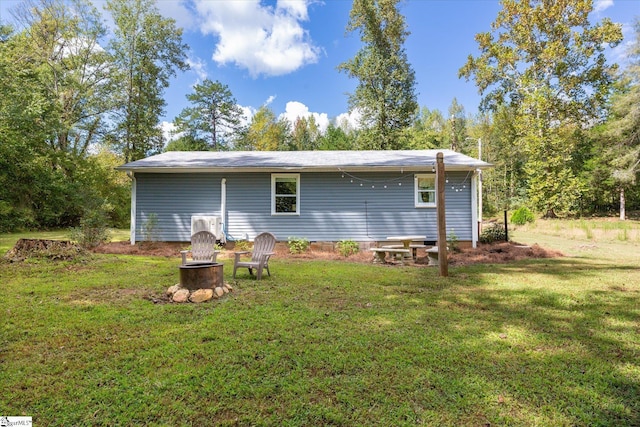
[1,222,638,426]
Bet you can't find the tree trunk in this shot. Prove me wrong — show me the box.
[619,187,626,221]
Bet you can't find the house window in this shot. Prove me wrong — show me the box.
[415,174,436,207]
[272,174,300,215]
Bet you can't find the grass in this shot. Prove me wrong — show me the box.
[517,217,640,243]
[1,222,639,426]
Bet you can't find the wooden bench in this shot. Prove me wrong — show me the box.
[382,244,427,260]
[370,248,411,265]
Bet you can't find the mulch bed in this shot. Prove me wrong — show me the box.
[447,242,562,266]
[89,240,562,266]
[4,238,561,266]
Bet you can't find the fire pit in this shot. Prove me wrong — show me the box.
[178,262,223,290]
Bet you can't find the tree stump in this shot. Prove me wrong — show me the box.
[4,238,84,261]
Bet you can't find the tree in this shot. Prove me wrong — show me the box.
[338,0,418,150]
[447,98,468,153]
[11,0,113,161]
[289,116,320,151]
[405,107,446,149]
[106,0,188,162]
[317,123,355,150]
[459,0,622,217]
[0,1,118,230]
[173,79,244,151]
[236,106,290,151]
[601,18,640,219]
[165,134,210,152]
[484,106,528,212]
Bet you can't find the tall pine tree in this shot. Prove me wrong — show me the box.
[173,79,244,151]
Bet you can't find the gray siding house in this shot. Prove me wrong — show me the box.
[117,150,491,247]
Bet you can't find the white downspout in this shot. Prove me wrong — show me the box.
[128,172,137,245]
[220,178,227,243]
[471,171,478,248]
[477,138,483,235]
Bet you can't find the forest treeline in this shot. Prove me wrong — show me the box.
[1,0,638,233]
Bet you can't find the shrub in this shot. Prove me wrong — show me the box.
[141,213,159,242]
[479,223,507,244]
[69,208,112,249]
[447,229,460,253]
[511,207,535,225]
[337,240,359,257]
[234,240,251,252]
[288,237,310,254]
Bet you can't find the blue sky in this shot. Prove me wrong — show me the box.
[1,0,638,135]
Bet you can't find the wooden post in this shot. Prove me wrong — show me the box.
[504,210,509,242]
[436,152,448,277]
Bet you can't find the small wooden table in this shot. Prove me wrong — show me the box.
[385,235,427,260]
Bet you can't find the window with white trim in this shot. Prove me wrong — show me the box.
[272,174,300,215]
[415,174,436,207]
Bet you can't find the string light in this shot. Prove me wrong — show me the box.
[338,167,413,189]
[337,167,472,192]
[448,170,473,192]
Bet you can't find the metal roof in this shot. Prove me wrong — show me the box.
[117,149,492,173]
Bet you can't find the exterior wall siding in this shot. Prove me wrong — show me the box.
[134,170,473,242]
[135,173,221,242]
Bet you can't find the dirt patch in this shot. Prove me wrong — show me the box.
[91,241,186,257]
[92,240,562,266]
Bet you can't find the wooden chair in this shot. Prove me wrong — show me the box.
[181,231,219,264]
[233,232,276,280]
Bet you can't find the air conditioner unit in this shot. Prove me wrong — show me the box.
[190,215,223,242]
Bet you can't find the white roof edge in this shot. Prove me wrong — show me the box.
[116,150,493,172]
[117,165,492,173]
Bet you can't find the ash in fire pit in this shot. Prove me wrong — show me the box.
[179,262,223,290]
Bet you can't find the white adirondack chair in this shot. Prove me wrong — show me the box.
[180,231,219,264]
[232,232,276,280]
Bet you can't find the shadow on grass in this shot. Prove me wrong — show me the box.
[410,258,640,425]
[249,256,640,424]
[2,253,638,425]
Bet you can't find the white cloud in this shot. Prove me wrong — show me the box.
[186,56,208,81]
[335,109,362,132]
[593,0,614,13]
[238,105,256,128]
[161,121,179,142]
[194,0,321,77]
[155,0,193,30]
[265,95,277,106]
[280,101,329,133]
